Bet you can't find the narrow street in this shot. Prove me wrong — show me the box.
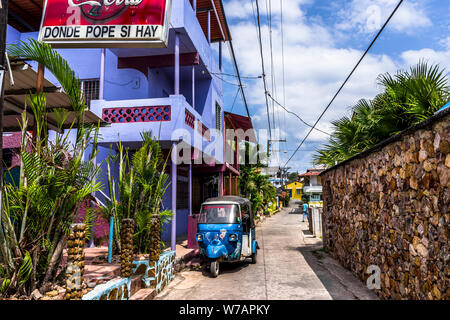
[156,208,378,300]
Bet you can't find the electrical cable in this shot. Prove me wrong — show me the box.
[283,0,404,169]
[230,86,241,113]
[267,92,331,136]
[211,72,262,79]
[254,0,272,139]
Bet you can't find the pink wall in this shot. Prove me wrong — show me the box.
[76,200,110,246]
[187,215,198,249]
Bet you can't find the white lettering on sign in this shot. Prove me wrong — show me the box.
[68,0,144,7]
[41,25,161,41]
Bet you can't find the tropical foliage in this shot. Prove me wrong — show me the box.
[239,143,277,217]
[279,191,290,207]
[314,62,450,167]
[101,132,172,254]
[0,39,101,297]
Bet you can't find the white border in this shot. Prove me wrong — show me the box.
[38,0,172,48]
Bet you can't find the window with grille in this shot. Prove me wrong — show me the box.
[216,103,222,132]
[81,79,100,108]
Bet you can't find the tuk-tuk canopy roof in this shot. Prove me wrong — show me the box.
[204,196,251,205]
[202,196,255,229]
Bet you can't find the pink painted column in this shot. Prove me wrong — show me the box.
[188,163,192,215]
[187,163,197,249]
[219,171,223,196]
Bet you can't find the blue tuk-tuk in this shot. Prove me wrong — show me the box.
[195,196,259,277]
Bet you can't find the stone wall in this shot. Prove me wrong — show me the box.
[321,109,449,300]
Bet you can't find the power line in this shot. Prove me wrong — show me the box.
[267,92,331,136]
[230,86,240,112]
[226,39,251,119]
[280,0,287,141]
[267,0,276,131]
[215,1,251,119]
[211,72,244,87]
[254,0,272,139]
[283,0,404,169]
[211,72,262,79]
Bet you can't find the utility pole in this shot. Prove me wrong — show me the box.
[0,0,8,215]
[0,0,8,177]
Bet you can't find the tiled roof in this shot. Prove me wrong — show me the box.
[299,171,321,177]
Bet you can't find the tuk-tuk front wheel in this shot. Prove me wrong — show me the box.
[210,260,219,278]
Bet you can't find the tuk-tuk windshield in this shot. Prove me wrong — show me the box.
[198,204,240,224]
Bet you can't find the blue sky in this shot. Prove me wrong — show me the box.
[217,0,450,173]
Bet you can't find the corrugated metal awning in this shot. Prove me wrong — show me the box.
[3,60,107,132]
[224,111,256,143]
[7,0,43,32]
[195,0,231,42]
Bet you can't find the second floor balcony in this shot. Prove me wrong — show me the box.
[303,185,323,193]
[90,94,222,162]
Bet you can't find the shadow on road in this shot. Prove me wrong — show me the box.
[281,232,369,300]
[199,260,251,277]
[283,242,350,299]
[288,207,301,214]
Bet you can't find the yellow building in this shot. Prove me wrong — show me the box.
[284,181,303,200]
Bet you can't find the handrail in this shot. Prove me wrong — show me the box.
[97,189,112,202]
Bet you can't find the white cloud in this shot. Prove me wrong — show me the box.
[224,0,309,22]
[221,0,448,172]
[401,48,450,70]
[440,36,450,50]
[335,0,432,34]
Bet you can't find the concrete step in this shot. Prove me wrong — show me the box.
[84,264,120,285]
[129,288,156,300]
[129,275,144,297]
[186,257,202,269]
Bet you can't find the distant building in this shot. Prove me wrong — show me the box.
[299,167,325,207]
[259,166,282,187]
[284,181,303,200]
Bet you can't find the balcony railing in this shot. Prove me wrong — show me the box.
[102,106,171,124]
[185,109,195,129]
[197,120,210,141]
[303,186,323,193]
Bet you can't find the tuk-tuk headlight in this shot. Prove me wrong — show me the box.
[196,233,203,242]
[229,234,238,241]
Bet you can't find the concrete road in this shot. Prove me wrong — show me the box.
[156,208,378,300]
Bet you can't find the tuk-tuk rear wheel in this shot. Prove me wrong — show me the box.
[210,260,219,278]
[251,251,257,264]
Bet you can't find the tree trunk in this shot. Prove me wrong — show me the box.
[30,247,38,292]
[41,234,67,286]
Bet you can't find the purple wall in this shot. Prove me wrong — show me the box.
[5,0,225,243]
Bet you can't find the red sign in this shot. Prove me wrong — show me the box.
[38,0,172,48]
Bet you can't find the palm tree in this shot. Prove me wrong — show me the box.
[0,39,101,297]
[314,61,450,167]
[101,132,172,254]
